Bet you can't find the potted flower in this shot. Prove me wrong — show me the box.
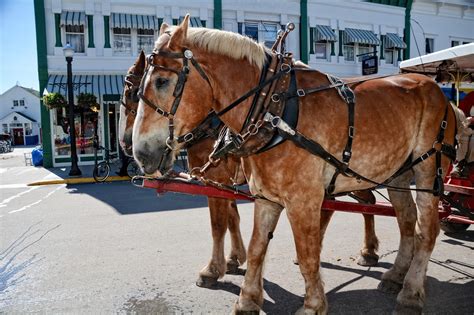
[77,93,99,110]
[43,92,67,109]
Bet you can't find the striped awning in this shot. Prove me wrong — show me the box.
[111,13,159,30]
[179,16,203,27]
[60,11,86,26]
[384,33,407,49]
[343,28,380,45]
[314,25,337,42]
[46,75,125,99]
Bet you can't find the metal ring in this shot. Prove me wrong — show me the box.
[281,63,291,73]
[271,116,281,128]
[183,133,194,142]
[166,137,174,150]
[271,94,280,103]
[184,50,193,59]
[247,123,259,136]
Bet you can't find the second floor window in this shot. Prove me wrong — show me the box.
[244,22,278,48]
[358,44,371,62]
[425,38,434,54]
[315,42,328,60]
[13,100,19,107]
[343,43,355,61]
[66,25,85,53]
[137,29,154,54]
[113,28,132,55]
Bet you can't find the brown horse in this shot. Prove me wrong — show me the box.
[119,51,247,287]
[133,17,456,314]
[119,52,380,274]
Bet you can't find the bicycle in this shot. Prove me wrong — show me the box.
[93,143,143,182]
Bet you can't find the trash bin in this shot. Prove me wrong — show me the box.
[31,147,43,166]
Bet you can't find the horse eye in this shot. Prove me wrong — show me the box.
[155,77,169,88]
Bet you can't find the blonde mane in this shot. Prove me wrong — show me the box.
[155,26,268,70]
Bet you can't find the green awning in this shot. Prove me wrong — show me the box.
[60,11,86,26]
[343,28,380,45]
[314,25,337,42]
[384,33,407,49]
[111,13,159,30]
[46,75,125,100]
[179,16,203,27]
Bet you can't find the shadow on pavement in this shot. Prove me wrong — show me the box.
[66,181,251,215]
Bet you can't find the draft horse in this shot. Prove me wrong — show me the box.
[132,16,456,314]
[119,50,381,289]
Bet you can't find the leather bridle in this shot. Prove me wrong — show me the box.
[121,73,142,117]
[137,49,211,153]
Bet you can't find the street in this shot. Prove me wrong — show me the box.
[0,149,473,314]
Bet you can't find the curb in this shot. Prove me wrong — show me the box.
[28,176,130,186]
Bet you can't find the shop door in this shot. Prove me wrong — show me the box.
[12,128,24,145]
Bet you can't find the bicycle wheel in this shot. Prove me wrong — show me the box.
[93,161,110,182]
[126,160,143,178]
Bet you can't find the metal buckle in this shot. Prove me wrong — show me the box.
[437,167,443,176]
[166,137,174,150]
[130,109,136,116]
[271,94,281,103]
[183,133,194,143]
[348,126,355,138]
[420,152,431,161]
[440,120,447,129]
[296,89,306,97]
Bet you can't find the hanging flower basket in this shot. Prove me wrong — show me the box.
[77,93,100,110]
[43,92,67,109]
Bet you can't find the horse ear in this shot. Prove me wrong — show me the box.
[136,50,146,75]
[169,14,189,50]
[159,22,170,35]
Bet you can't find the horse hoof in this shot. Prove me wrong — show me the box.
[377,279,402,294]
[196,275,218,288]
[357,254,379,267]
[226,261,241,275]
[394,302,422,315]
[234,310,259,315]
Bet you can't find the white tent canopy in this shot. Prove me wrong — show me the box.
[400,43,474,76]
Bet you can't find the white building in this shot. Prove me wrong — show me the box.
[0,84,42,145]
[35,0,474,167]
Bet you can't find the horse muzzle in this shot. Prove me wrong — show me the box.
[134,146,174,176]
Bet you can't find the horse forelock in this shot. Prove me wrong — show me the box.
[153,26,267,70]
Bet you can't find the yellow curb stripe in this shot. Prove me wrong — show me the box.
[28,176,130,186]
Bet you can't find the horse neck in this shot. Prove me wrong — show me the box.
[197,50,262,132]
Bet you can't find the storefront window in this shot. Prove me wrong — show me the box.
[52,106,101,156]
[137,29,154,54]
[25,123,32,136]
[113,28,132,55]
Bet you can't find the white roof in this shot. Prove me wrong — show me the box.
[399,43,474,76]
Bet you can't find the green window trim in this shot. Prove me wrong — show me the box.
[338,30,343,57]
[309,27,314,54]
[35,0,52,167]
[380,35,385,60]
[330,40,335,56]
[87,15,95,48]
[173,19,178,26]
[214,0,222,29]
[54,13,62,47]
[104,16,111,48]
[300,0,308,64]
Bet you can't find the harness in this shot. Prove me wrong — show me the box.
[137,25,456,197]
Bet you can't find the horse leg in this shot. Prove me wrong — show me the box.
[234,199,283,314]
[287,193,328,315]
[196,197,230,288]
[226,200,247,274]
[378,171,416,295]
[353,190,380,267]
[393,166,444,314]
[294,210,334,265]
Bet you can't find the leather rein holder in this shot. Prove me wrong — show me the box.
[137,48,211,153]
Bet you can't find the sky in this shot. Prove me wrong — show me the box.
[0,0,39,94]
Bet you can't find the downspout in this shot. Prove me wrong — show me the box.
[214,0,222,29]
[300,0,308,64]
[34,0,52,167]
[403,0,413,60]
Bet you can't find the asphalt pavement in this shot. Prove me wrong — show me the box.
[0,148,473,314]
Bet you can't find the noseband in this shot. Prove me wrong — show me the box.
[137,49,211,151]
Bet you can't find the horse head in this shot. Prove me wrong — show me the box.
[132,15,217,174]
[119,50,146,156]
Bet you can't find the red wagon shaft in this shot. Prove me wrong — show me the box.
[137,177,473,223]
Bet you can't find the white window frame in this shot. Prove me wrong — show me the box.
[113,27,132,56]
[357,44,371,62]
[13,100,19,107]
[343,43,355,62]
[425,37,434,54]
[64,24,86,54]
[19,100,25,106]
[314,41,330,61]
[137,29,155,54]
